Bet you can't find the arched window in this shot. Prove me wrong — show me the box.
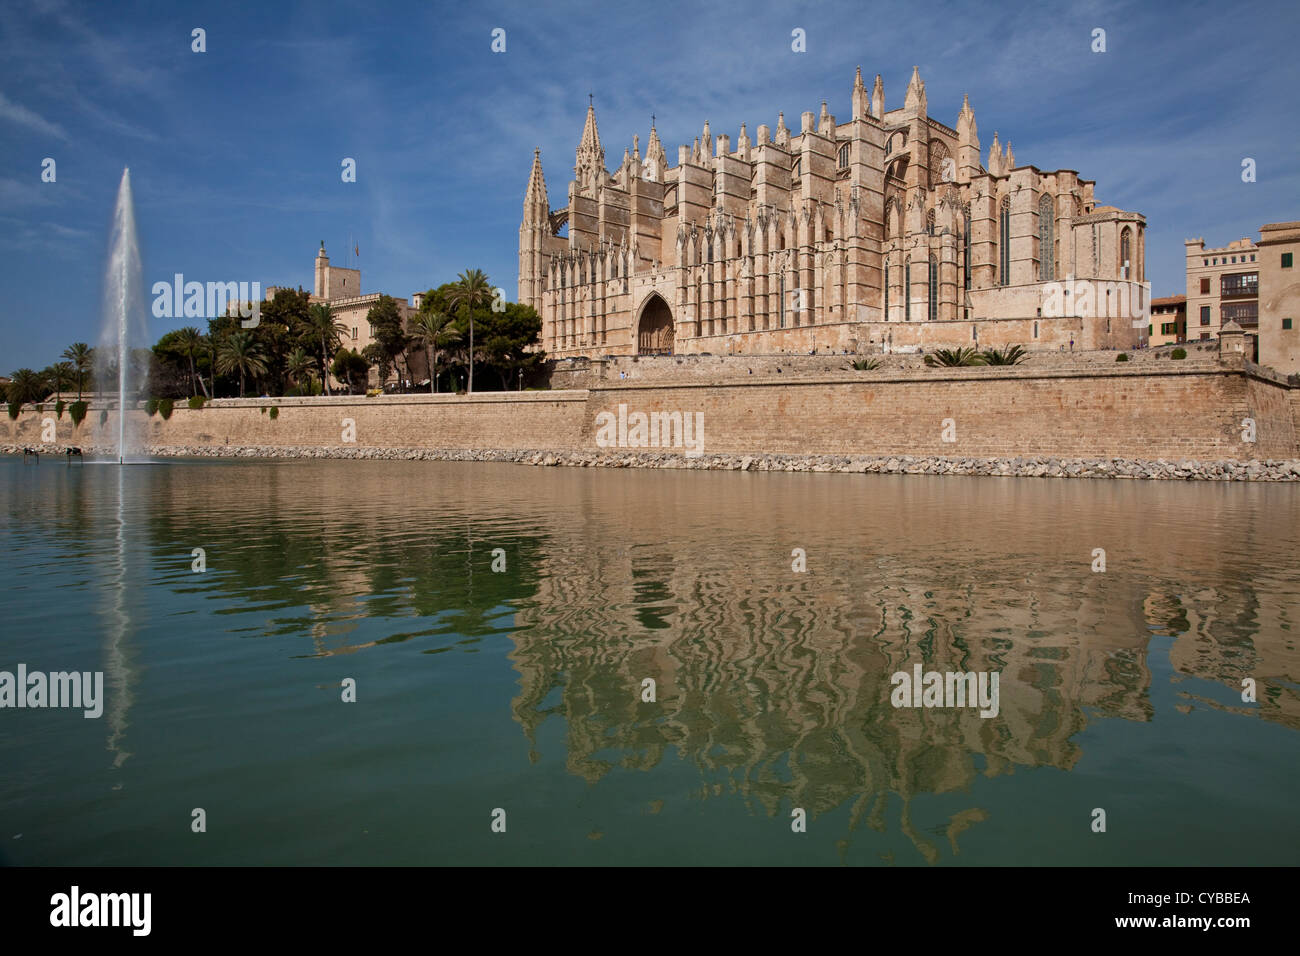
[926,209,935,237]
[1039,194,1054,281]
[1120,227,1132,279]
[838,144,850,168]
[963,207,972,290]
[999,196,1011,286]
[904,257,912,321]
[884,260,890,319]
[928,255,938,320]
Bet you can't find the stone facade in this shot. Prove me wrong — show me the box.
[520,68,1147,359]
[1184,235,1259,340]
[1257,222,1300,377]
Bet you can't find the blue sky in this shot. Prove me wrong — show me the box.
[1,0,1297,371]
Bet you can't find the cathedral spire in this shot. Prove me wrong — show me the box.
[904,65,926,115]
[852,66,869,121]
[988,131,1002,176]
[574,101,606,194]
[523,147,548,217]
[775,111,789,146]
[872,73,884,120]
[1004,139,1014,171]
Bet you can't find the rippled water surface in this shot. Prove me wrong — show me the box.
[1,457,1297,865]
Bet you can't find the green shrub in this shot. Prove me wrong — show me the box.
[7,401,19,420]
[70,401,88,426]
[849,358,882,371]
[56,399,65,419]
[99,409,108,426]
[980,345,1029,366]
[1116,353,1129,362]
[259,406,266,414]
[159,398,174,420]
[269,406,279,420]
[1171,347,1187,360]
[34,403,43,413]
[188,395,206,410]
[145,398,159,416]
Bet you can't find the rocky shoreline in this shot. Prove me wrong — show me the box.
[6,442,1300,481]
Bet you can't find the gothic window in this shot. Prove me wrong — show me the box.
[999,196,1011,286]
[963,207,972,291]
[1120,227,1132,279]
[904,258,911,321]
[926,209,935,237]
[928,255,937,320]
[928,140,950,188]
[792,157,801,178]
[1039,194,1054,281]
[838,144,850,168]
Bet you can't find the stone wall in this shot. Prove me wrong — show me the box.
[4,361,1296,462]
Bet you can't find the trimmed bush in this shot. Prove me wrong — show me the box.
[70,401,88,427]
[1116,353,1129,362]
[7,401,19,420]
[268,406,279,420]
[159,398,174,420]
[145,398,160,416]
[56,399,65,419]
[188,395,206,410]
[1171,347,1187,360]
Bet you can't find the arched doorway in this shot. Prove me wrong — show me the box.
[637,293,674,355]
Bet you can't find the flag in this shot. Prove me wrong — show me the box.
[355,244,359,258]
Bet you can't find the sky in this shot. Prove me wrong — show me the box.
[1,0,1297,372]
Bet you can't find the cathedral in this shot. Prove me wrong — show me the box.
[519,68,1148,357]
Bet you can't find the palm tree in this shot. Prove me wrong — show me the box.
[306,303,347,396]
[409,310,461,394]
[979,345,1028,366]
[7,368,47,405]
[924,347,985,367]
[174,327,210,397]
[443,269,494,393]
[215,330,268,397]
[62,342,92,399]
[48,362,75,403]
[285,348,315,391]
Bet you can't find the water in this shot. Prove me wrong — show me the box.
[1,458,1297,865]
[95,168,148,463]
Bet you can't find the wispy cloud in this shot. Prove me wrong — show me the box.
[0,92,68,140]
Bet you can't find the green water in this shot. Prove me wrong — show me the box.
[1,457,1297,865]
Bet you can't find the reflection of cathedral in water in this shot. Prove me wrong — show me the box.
[499,473,1299,859]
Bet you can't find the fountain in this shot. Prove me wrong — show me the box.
[96,168,149,463]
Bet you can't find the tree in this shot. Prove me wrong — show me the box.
[45,362,75,403]
[365,295,409,389]
[409,307,460,394]
[7,368,47,404]
[285,348,315,391]
[361,343,392,388]
[330,348,370,395]
[253,289,310,396]
[474,301,544,389]
[444,269,495,393]
[306,303,347,396]
[216,330,268,397]
[174,327,210,396]
[62,343,93,399]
